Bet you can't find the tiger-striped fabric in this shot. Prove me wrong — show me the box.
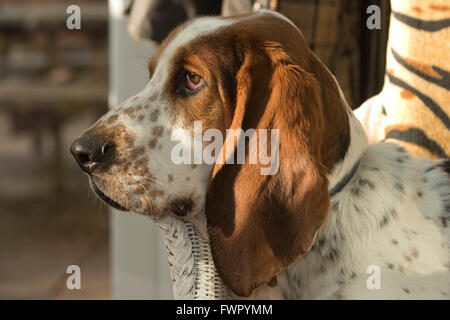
[355,0,450,159]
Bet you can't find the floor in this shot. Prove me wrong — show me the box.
[0,110,111,299]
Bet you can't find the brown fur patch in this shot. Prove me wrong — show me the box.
[148,138,158,149]
[124,106,138,119]
[148,20,195,75]
[106,114,119,125]
[152,126,164,137]
[150,109,161,122]
[150,188,165,198]
[130,146,145,161]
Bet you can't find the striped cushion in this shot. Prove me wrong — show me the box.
[356,0,450,159]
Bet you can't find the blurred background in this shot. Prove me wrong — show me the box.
[0,0,109,299]
[0,0,389,299]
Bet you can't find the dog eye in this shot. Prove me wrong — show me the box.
[184,72,204,90]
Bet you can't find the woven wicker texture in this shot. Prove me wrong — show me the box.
[157,215,231,299]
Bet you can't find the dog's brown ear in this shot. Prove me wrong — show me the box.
[206,26,346,297]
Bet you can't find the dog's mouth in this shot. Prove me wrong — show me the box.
[89,178,129,211]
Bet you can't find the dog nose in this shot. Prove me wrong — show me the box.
[70,136,109,174]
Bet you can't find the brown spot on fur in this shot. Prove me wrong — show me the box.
[400,89,414,99]
[106,114,119,125]
[139,197,149,208]
[149,138,158,149]
[150,189,165,198]
[411,6,423,13]
[152,126,164,137]
[130,146,145,161]
[186,177,190,181]
[134,156,149,170]
[124,106,138,119]
[138,115,145,121]
[403,288,410,294]
[398,265,404,273]
[168,174,174,183]
[150,109,161,122]
[191,164,198,169]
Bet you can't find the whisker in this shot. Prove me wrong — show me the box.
[138,183,154,217]
[141,175,183,197]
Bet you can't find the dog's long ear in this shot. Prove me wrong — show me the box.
[206,19,350,297]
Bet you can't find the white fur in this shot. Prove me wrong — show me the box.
[251,119,450,299]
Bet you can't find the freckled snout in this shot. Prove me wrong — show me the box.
[70,136,110,174]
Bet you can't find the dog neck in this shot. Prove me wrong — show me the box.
[327,103,369,193]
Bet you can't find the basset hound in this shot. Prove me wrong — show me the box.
[71,11,449,299]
